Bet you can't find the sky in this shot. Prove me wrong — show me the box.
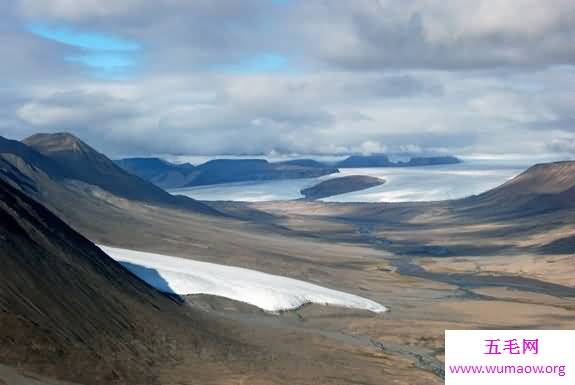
[1,0,575,157]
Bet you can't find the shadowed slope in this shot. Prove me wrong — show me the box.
[0,136,64,178]
[0,177,238,384]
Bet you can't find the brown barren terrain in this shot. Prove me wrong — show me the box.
[1,134,574,384]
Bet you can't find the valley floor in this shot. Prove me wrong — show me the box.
[2,134,574,384]
[46,187,575,384]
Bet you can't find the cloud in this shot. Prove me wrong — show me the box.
[217,53,289,74]
[26,24,140,51]
[7,68,571,157]
[16,0,145,21]
[14,0,575,71]
[288,0,575,70]
[547,133,575,153]
[0,0,573,158]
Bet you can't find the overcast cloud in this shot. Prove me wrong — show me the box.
[1,0,574,157]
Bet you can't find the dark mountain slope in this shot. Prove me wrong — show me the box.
[0,177,240,384]
[21,133,216,214]
[0,136,64,178]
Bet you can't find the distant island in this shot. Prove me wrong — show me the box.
[115,154,461,189]
[335,154,461,168]
[301,175,385,200]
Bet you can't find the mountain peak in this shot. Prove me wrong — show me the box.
[17,133,217,214]
[23,132,91,156]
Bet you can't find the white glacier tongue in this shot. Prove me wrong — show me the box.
[99,245,387,314]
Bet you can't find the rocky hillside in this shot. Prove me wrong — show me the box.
[463,160,575,216]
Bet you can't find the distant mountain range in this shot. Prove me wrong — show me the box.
[114,157,198,188]
[115,157,339,188]
[335,154,461,168]
[115,154,461,189]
